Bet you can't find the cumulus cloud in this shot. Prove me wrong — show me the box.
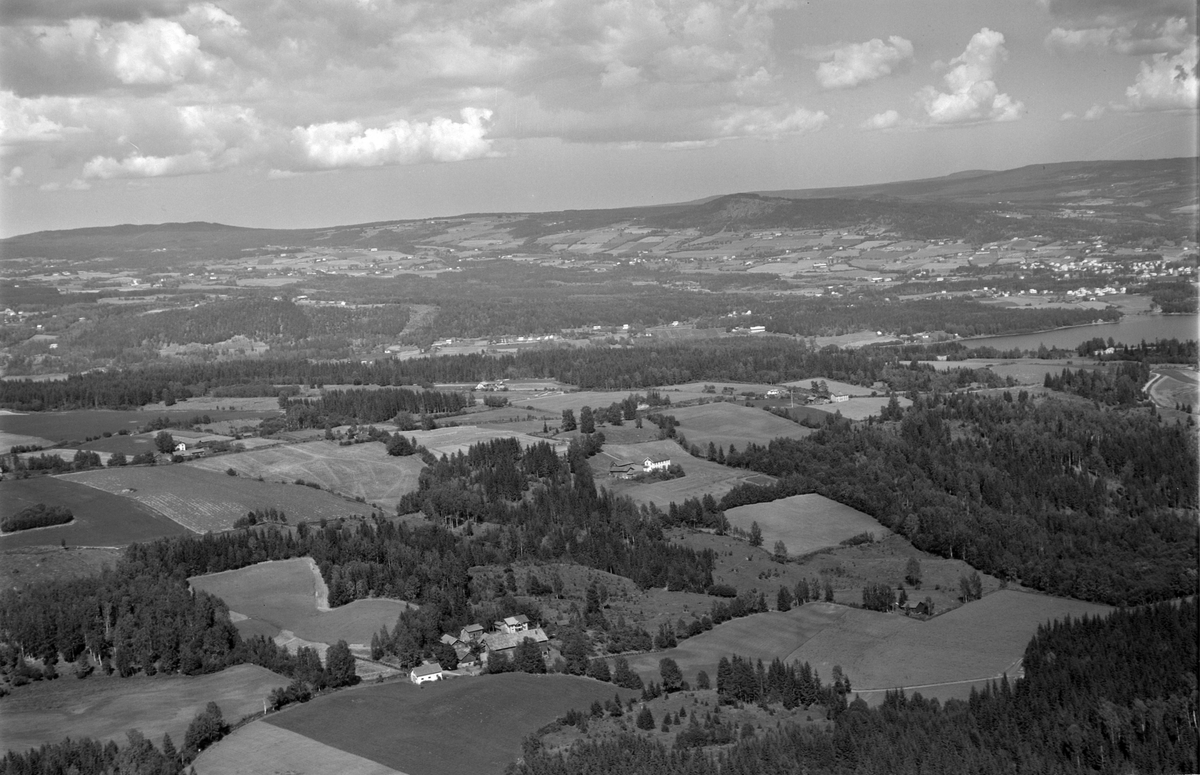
[713,106,828,139]
[290,108,495,169]
[814,36,914,89]
[83,150,214,178]
[1046,16,1194,55]
[861,110,901,130]
[1124,43,1199,110]
[915,28,1024,124]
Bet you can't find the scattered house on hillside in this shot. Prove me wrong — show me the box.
[642,454,671,473]
[411,662,445,685]
[766,388,786,398]
[498,615,530,634]
[830,394,849,403]
[460,623,485,643]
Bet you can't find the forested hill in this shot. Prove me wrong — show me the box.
[2,157,1192,261]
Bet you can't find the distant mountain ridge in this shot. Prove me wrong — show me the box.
[1,157,1194,263]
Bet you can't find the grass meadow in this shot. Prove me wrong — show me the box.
[665,401,815,448]
[194,724,405,775]
[0,665,288,756]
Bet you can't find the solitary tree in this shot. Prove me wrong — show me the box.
[580,406,595,434]
[904,557,923,588]
[154,431,176,455]
[561,409,577,432]
[749,521,763,547]
[659,657,683,693]
[773,540,788,563]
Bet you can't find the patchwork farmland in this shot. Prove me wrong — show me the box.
[724,493,889,556]
[0,665,288,756]
[186,440,426,511]
[63,465,374,533]
[0,476,191,549]
[190,558,414,647]
[620,591,1109,706]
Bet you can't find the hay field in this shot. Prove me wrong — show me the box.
[0,665,288,756]
[597,440,769,508]
[515,389,646,414]
[186,441,425,511]
[266,674,637,775]
[0,476,191,549]
[194,723,405,775]
[64,465,374,533]
[190,558,414,646]
[410,425,567,458]
[666,401,814,447]
[724,494,888,556]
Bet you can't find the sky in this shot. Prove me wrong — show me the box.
[0,0,1196,237]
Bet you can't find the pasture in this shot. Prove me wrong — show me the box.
[0,665,288,756]
[665,401,814,448]
[0,476,190,549]
[265,674,638,775]
[64,465,375,532]
[597,440,770,508]
[782,377,875,397]
[190,558,414,647]
[724,494,888,556]
[186,440,425,511]
[621,591,1109,706]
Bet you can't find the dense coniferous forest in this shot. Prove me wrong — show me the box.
[513,600,1197,775]
[717,392,1198,605]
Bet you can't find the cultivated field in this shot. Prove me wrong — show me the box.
[410,425,568,458]
[190,558,413,647]
[622,591,1109,706]
[0,476,191,549]
[0,431,55,454]
[802,395,911,421]
[74,432,159,457]
[194,724,405,775]
[515,389,648,414]
[64,465,375,532]
[597,440,772,508]
[0,409,276,443]
[921,357,1088,384]
[0,665,289,756]
[782,377,875,397]
[724,494,888,556]
[265,674,638,775]
[665,401,814,448]
[186,440,425,511]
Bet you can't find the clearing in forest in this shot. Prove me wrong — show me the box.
[723,493,888,556]
[186,440,425,511]
[189,558,414,647]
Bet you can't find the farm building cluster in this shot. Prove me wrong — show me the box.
[608,454,672,479]
[411,614,552,684]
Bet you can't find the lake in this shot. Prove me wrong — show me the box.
[963,314,1198,352]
